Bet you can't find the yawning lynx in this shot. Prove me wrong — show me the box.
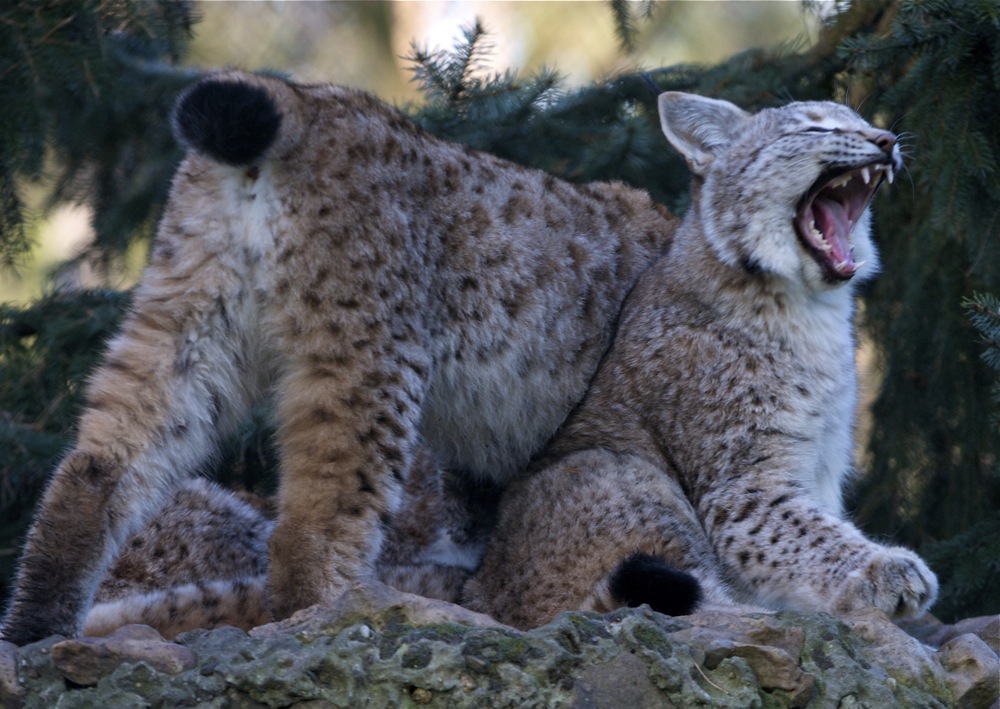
[465,92,939,629]
[1,70,677,645]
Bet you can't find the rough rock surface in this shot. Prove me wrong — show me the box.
[48,624,197,686]
[2,586,997,708]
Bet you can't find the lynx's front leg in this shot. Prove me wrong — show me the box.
[266,344,429,620]
[701,472,937,618]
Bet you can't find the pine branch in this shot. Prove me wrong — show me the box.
[406,18,496,105]
[608,0,657,54]
[0,0,200,266]
[964,294,1000,388]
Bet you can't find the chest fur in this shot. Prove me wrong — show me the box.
[684,289,859,514]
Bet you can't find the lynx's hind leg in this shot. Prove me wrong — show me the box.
[267,348,429,619]
[2,202,268,644]
[465,449,746,629]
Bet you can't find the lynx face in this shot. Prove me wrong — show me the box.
[1,71,677,645]
[466,93,937,629]
[661,96,898,292]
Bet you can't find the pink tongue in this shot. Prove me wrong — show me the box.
[813,197,853,271]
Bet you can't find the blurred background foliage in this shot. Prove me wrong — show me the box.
[0,0,997,622]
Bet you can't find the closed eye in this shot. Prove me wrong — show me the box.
[803,126,834,133]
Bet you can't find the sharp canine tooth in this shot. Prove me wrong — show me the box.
[887,165,895,184]
[861,167,871,184]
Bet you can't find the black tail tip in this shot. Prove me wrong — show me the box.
[173,78,282,166]
[609,552,702,617]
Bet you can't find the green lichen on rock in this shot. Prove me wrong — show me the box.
[1,588,996,708]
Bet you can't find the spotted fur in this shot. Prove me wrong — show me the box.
[465,93,938,629]
[2,70,677,644]
[83,449,475,638]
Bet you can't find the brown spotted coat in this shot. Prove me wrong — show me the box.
[465,93,938,629]
[2,71,677,644]
[83,448,474,639]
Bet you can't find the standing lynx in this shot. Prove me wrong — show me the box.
[1,70,677,645]
[465,93,939,629]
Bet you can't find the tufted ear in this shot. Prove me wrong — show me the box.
[658,92,750,176]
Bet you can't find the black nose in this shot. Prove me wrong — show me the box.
[872,131,896,154]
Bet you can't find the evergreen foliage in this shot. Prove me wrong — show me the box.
[0,0,997,621]
[608,0,657,54]
[405,16,842,215]
[0,0,199,270]
[922,294,1000,620]
[838,1,1000,616]
[0,289,127,600]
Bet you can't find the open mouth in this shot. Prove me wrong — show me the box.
[794,161,894,281]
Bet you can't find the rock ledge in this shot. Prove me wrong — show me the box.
[2,588,996,708]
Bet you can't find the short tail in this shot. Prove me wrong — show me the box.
[608,552,701,617]
[173,72,303,166]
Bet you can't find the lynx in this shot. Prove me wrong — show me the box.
[83,448,477,639]
[465,93,939,629]
[83,478,274,638]
[1,70,678,645]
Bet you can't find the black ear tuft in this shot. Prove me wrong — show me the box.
[609,552,702,617]
[173,79,282,166]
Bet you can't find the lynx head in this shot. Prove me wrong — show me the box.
[658,92,901,293]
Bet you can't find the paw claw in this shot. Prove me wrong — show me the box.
[834,546,938,618]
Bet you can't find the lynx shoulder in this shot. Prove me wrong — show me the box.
[2,70,677,644]
[466,93,938,629]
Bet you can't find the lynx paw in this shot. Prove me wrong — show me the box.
[833,546,938,618]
